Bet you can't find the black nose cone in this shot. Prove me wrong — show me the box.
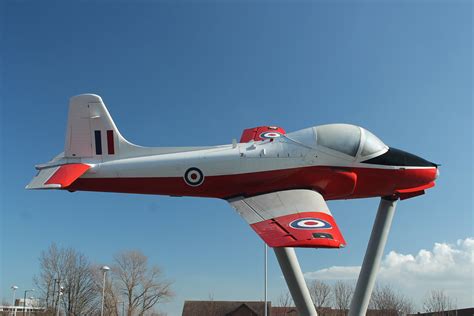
[361,147,438,167]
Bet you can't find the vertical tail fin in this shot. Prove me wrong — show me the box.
[65,94,126,159]
[64,94,207,161]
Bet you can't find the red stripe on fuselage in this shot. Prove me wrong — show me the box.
[67,166,437,200]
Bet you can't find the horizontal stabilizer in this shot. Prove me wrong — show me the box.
[26,163,90,190]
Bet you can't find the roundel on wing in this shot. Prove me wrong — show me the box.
[260,131,282,139]
[289,218,332,230]
[184,167,204,186]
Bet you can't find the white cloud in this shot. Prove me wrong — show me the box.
[304,237,474,308]
[305,265,360,280]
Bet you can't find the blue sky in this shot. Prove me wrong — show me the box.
[1,0,472,314]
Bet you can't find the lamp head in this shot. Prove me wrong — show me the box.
[101,265,111,272]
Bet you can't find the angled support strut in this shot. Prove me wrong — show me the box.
[348,197,398,316]
[274,247,317,316]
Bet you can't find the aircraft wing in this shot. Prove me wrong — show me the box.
[228,189,346,248]
[26,163,91,190]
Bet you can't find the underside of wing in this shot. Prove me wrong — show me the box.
[228,189,346,248]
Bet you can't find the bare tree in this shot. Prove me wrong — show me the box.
[273,291,295,316]
[104,278,120,316]
[309,280,331,311]
[34,243,98,315]
[423,289,456,315]
[333,281,353,315]
[276,290,293,308]
[112,250,173,316]
[369,283,414,315]
[61,250,98,315]
[195,292,218,316]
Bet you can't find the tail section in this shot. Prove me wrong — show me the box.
[27,93,213,190]
[65,94,126,159]
[27,94,128,190]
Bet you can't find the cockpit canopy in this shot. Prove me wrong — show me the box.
[286,124,387,158]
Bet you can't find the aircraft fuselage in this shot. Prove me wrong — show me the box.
[67,140,437,200]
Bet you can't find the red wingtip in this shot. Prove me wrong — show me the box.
[251,212,346,249]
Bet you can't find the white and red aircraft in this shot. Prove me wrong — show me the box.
[27,94,438,249]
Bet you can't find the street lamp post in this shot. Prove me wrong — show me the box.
[100,266,111,316]
[116,301,125,316]
[52,278,57,314]
[56,286,64,316]
[28,297,34,316]
[11,286,18,316]
[264,243,268,316]
[22,289,34,316]
[117,301,125,316]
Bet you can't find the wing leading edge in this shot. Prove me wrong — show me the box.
[228,189,346,248]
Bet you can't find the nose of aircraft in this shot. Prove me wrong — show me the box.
[361,147,439,186]
[361,147,438,168]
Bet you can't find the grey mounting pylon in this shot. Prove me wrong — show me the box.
[274,247,317,316]
[274,197,398,316]
[349,197,398,316]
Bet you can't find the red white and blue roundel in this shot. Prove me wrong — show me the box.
[184,167,204,186]
[260,131,282,139]
[289,218,332,230]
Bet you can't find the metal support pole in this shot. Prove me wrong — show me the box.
[348,197,398,316]
[101,271,107,316]
[56,298,60,316]
[54,279,60,316]
[11,287,17,316]
[22,292,26,316]
[264,243,268,316]
[274,247,317,316]
[56,281,61,316]
[52,279,57,314]
[21,290,33,316]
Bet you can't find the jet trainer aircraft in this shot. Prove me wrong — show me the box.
[27,94,438,249]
